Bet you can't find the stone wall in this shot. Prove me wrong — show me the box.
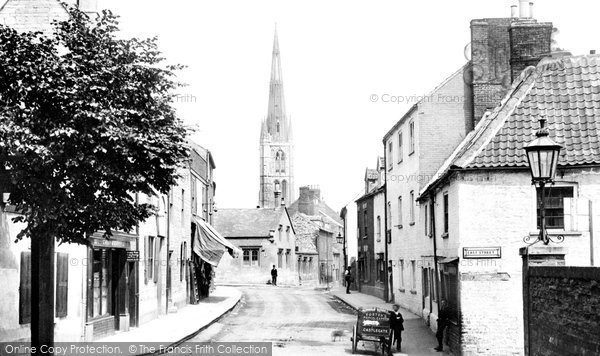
[527,266,600,356]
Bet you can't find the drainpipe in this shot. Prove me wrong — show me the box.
[430,191,440,320]
[590,200,595,266]
[383,141,389,302]
[166,190,171,313]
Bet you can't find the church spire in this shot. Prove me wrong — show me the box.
[264,26,288,142]
[259,26,295,208]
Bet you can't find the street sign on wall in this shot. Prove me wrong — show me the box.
[463,247,501,259]
[126,251,140,261]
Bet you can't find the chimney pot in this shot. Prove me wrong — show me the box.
[511,5,518,18]
[519,0,530,18]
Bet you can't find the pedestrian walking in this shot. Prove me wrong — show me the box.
[344,267,352,294]
[435,300,449,352]
[389,304,404,352]
[271,265,278,286]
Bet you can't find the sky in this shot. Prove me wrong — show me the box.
[100,0,599,211]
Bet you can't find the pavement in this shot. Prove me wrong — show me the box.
[99,286,242,351]
[330,287,447,356]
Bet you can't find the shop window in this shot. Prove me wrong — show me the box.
[536,186,574,229]
[19,252,31,324]
[92,249,113,318]
[55,253,69,318]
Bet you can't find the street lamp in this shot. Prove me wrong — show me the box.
[524,118,563,244]
[336,232,344,244]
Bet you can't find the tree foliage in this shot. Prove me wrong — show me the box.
[0,7,189,244]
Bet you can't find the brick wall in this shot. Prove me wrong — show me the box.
[509,22,553,82]
[470,17,553,124]
[527,267,600,356]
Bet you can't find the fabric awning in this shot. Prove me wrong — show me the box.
[439,257,459,264]
[193,217,241,266]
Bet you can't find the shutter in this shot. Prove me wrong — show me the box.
[19,251,31,324]
[56,253,69,318]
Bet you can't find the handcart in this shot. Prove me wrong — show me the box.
[350,308,394,355]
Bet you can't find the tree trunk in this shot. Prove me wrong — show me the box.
[31,231,55,355]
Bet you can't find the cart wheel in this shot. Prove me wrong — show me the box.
[387,330,394,356]
[351,325,357,354]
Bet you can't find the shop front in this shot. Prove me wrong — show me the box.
[189,217,239,304]
[85,232,138,341]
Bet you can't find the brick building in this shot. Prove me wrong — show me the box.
[288,186,344,286]
[355,163,387,300]
[418,54,600,355]
[383,63,474,317]
[382,3,558,346]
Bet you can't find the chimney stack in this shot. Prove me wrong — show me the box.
[511,5,518,18]
[591,50,597,55]
[519,0,530,18]
[529,2,535,18]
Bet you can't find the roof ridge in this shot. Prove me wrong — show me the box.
[417,65,540,199]
[459,66,540,168]
[383,63,469,140]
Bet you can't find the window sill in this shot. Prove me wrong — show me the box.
[409,150,415,156]
[528,231,582,237]
[410,289,417,295]
[409,222,415,226]
[396,225,403,229]
[441,232,449,239]
[398,288,406,293]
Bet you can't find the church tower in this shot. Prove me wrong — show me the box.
[259,28,294,208]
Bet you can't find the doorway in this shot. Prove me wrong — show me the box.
[127,261,138,328]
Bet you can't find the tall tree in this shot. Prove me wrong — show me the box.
[0,7,188,350]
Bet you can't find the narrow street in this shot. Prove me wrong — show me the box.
[188,285,383,356]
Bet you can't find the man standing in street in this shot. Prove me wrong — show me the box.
[390,304,404,352]
[435,300,449,352]
[344,267,352,294]
[271,265,278,286]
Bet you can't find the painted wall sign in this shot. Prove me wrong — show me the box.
[463,247,502,259]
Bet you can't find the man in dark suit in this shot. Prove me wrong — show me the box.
[271,265,278,286]
[435,300,449,352]
[389,304,404,352]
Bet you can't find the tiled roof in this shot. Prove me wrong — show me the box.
[420,54,600,198]
[213,208,286,238]
[291,214,319,254]
[467,55,600,169]
[287,199,343,225]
